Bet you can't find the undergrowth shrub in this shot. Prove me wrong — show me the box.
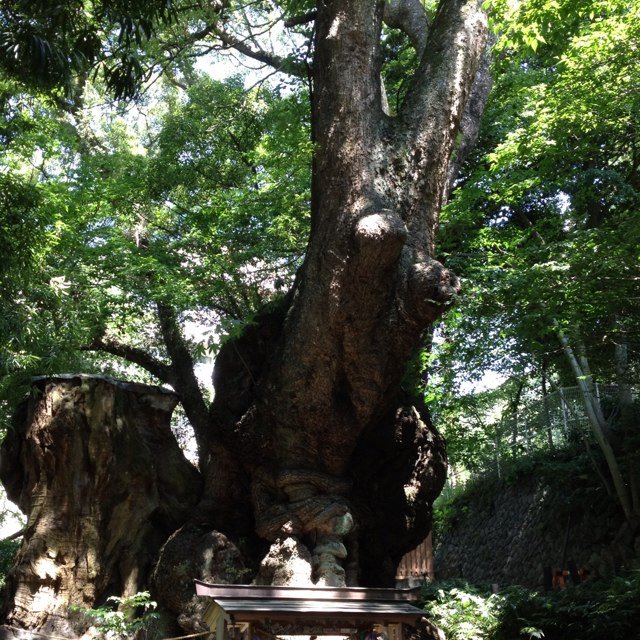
[71,591,158,639]
[422,572,640,640]
[0,538,20,607]
[422,581,502,640]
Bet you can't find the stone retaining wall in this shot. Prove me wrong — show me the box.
[433,466,639,587]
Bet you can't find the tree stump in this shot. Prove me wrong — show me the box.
[0,375,202,637]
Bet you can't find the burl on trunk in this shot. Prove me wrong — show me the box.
[1,0,489,634]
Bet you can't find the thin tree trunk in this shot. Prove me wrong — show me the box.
[508,378,524,451]
[552,379,615,496]
[615,331,640,516]
[554,320,633,521]
[577,340,609,433]
[541,366,554,452]
[157,303,211,467]
[494,428,502,480]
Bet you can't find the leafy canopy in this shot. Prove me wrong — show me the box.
[424,0,640,470]
[0,67,311,429]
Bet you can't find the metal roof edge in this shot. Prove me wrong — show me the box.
[194,581,421,602]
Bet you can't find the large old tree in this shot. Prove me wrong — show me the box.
[0,0,488,634]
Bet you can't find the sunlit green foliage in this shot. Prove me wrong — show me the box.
[71,591,158,639]
[147,76,311,315]
[428,0,640,455]
[0,69,311,431]
[423,571,640,640]
[424,582,503,640]
[0,75,95,421]
[67,75,310,346]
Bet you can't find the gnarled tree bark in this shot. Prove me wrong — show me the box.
[1,0,489,634]
[195,0,487,590]
[0,376,201,637]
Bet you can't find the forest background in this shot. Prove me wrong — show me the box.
[0,0,639,637]
[2,0,638,514]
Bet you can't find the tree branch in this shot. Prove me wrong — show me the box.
[157,302,212,466]
[401,0,487,135]
[84,336,173,384]
[284,11,317,29]
[383,0,430,54]
[446,38,493,193]
[211,23,305,77]
[380,0,487,258]
[0,528,25,543]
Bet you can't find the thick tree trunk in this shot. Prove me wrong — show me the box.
[199,0,487,589]
[0,376,201,637]
[1,1,489,634]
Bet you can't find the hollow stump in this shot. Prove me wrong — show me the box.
[0,375,202,637]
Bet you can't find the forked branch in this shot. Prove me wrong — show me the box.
[383,0,430,54]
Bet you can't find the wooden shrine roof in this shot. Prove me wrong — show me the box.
[194,582,426,625]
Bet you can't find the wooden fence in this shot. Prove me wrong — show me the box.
[395,533,433,584]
